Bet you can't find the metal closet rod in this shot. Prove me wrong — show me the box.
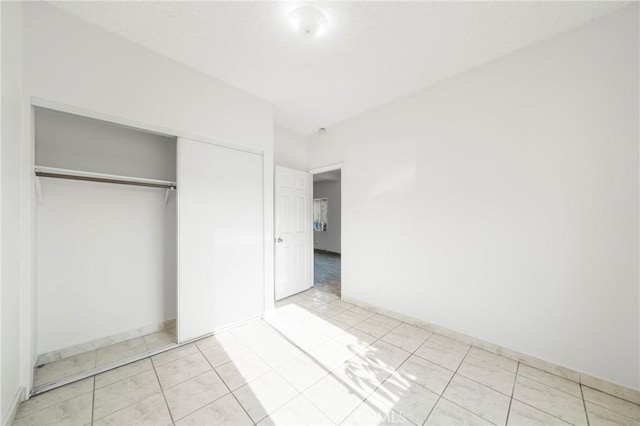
[35,168,177,190]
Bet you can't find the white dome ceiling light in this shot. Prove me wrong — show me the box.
[289,6,328,38]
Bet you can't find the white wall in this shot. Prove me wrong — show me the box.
[313,177,341,254]
[23,3,272,152]
[18,1,274,391]
[308,6,639,390]
[37,180,176,354]
[35,108,177,181]
[1,1,25,422]
[274,125,308,171]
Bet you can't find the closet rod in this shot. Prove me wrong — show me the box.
[34,167,176,189]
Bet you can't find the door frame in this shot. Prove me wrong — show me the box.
[308,163,343,295]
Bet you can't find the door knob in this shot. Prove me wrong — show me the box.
[276,237,283,243]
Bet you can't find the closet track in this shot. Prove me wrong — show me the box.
[31,334,202,397]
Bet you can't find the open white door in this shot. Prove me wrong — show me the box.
[275,166,312,300]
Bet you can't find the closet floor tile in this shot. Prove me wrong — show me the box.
[95,337,147,367]
[163,370,229,420]
[13,393,93,426]
[175,393,252,426]
[34,352,97,387]
[15,379,94,421]
[33,326,178,390]
[93,370,161,420]
[155,352,212,390]
[144,328,176,350]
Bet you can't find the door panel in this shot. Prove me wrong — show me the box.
[178,138,264,342]
[275,166,312,300]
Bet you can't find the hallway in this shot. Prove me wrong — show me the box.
[314,250,341,297]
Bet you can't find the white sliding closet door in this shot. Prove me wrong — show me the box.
[177,138,264,342]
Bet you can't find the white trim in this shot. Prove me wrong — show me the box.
[262,152,274,313]
[30,97,264,156]
[308,163,343,175]
[175,138,182,343]
[23,103,36,399]
[36,319,176,366]
[210,314,262,335]
[307,169,314,292]
[2,387,26,426]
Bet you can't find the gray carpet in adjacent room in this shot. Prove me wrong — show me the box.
[314,250,341,296]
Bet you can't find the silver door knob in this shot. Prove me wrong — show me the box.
[276,237,283,243]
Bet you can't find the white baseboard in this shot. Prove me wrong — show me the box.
[213,315,263,335]
[342,295,640,405]
[2,387,26,426]
[36,319,176,366]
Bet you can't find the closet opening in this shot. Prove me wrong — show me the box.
[33,107,178,392]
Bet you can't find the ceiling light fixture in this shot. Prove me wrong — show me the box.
[289,6,328,38]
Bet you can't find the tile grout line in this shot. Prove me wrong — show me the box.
[461,347,520,375]
[149,357,177,425]
[153,350,231,391]
[504,361,521,426]
[90,386,169,424]
[512,399,579,425]
[88,365,171,424]
[517,369,586,400]
[421,345,474,426]
[222,326,303,424]
[357,326,438,426]
[580,383,591,426]
[155,348,255,424]
[169,322,616,426]
[286,293,507,425]
[577,389,639,422]
[333,315,471,425]
[90,376,96,426]
[260,307,366,422]
[511,365,600,425]
[195,343,259,425]
[263,296,401,423]
[162,368,236,423]
[209,310,500,423]
[330,320,415,424]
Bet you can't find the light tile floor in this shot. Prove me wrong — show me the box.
[33,328,177,387]
[15,288,639,426]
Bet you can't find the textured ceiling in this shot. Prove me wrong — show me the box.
[50,1,627,135]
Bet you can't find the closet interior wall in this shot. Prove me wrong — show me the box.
[34,108,177,362]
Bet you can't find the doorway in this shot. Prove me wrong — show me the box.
[312,169,341,296]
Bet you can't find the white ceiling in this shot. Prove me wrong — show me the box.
[50,1,627,135]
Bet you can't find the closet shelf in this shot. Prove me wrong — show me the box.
[34,166,177,190]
